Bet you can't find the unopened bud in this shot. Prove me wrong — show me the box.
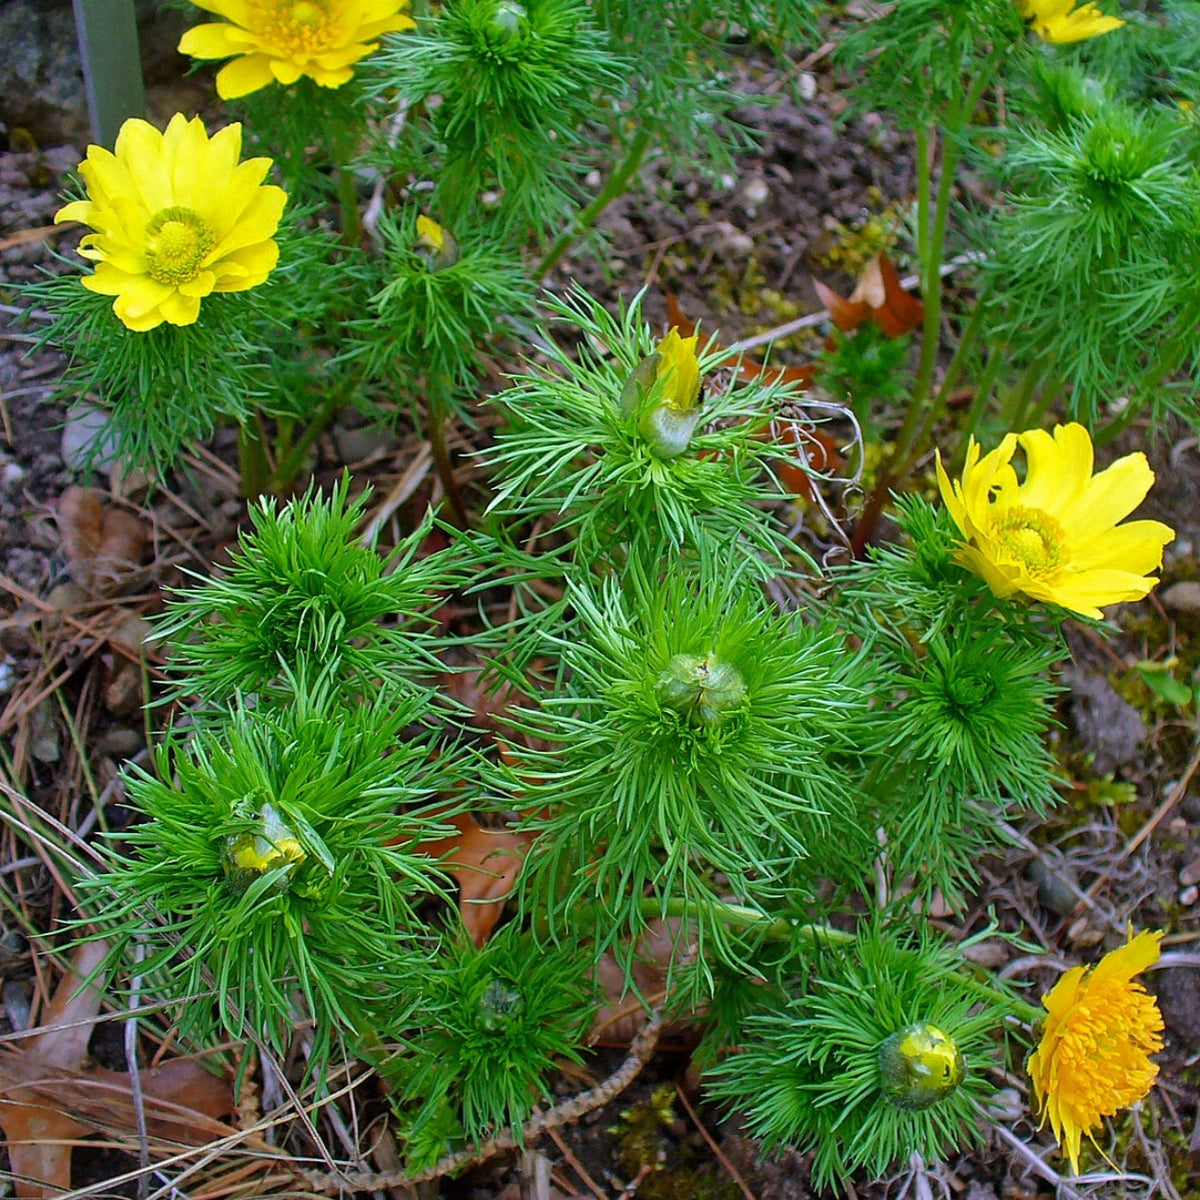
[414,214,459,270]
[620,328,705,457]
[223,803,307,892]
[878,1023,965,1111]
[490,0,527,37]
[477,977,524,1032]
[656,653,747,726]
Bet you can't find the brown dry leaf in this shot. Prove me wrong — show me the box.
[418,813,535,947]
[813,276,871,333]
[591,919,684,1045]
[767,420,845,500]
[57,487,150,597]
[848,253,925,337]
[0,942,235,1198]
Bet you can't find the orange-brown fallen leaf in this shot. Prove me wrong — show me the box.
[57,487,150,597]
[813,252,924,338]
[0,942,235,1199]
[418,813,535,948]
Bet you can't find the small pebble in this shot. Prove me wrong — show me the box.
[1180,885,1199,906]
[1067,917,1105,948]
[1161,580,1200,617]
[962,940,1010,969]
[796,72,817,101]
[1179,857,1200,888]
[739,176,769,213]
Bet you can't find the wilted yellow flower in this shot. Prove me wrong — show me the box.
[414,214,458,269]
[936,423,1174,619]
[1019,0,1125,43]
[655,327,702,413]
[179,0,414,100]
[55,114,287,332]
[1028,930,1164,1174]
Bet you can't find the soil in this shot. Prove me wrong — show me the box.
[2,20,1199,1200]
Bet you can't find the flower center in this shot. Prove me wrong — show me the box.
[990,505,1065,577]
[253,0,335,53]
[144,206,215,285]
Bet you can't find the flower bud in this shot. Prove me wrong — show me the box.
[414,214,459,270]
[656,652,747,726]
[490,0,527,38]
[620,328,704,458]
[223,803,307,892]
[477,977,524,1032]
[878,1022,965,1111]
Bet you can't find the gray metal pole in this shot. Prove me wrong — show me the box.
[72,0,148,147]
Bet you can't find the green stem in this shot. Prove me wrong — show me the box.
[903,297,987,474]
[537,129,653,280]
[1094,296,1200,447]
[269,390,344,492]
[998,357,1046,431]
[428,384,471,529]
[655,896,854,947]
[335,163,361,249]
[950,342,1005,469]
[237,420,271,499]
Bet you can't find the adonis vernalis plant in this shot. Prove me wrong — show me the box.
[20,0,1190,1189]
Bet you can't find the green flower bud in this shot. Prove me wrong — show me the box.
[477,977,525,1032]
[223,802,307,892]
[656,652,747,726]
[490,0,527,37]
[619,352,661,416]
[878,1022,965,1111]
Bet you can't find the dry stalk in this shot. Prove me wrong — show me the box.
[296,1010,664,1194]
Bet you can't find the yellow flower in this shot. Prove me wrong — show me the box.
[935,423,1174,619]
[55,114,287,332]
[1028,931,1164,1174]
[1019,0,1125,43]
[655,327,702,413]
[179,0,414,100]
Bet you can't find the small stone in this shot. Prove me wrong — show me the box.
[104,660,143,717]
[94,726,144,758]
[109,614,157,655]
[1161,581,1200,617]
[1179,857,1200,888]
[30,700,60,763]
[1025,857,1079,915]
[711,222,755,259]
[962,940,1010,969]
[1180,885,1199,906]
[796,72,817,101]
[1066,917,1105,948]
[60,402,121,476]
[739,177,769,214]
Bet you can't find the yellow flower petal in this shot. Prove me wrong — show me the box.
[1058,450,1156,533]
[178,21,256,59]
[215,54,279,99]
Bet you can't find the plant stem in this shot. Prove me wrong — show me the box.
[427,383,471,529]
[269,390,344,492]
[237,419,271,499]
[1094,296,1200,447]
[655,895,854,947]
[335,164,362,249]
[537,129,653,280]
[950,342,1005,468]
